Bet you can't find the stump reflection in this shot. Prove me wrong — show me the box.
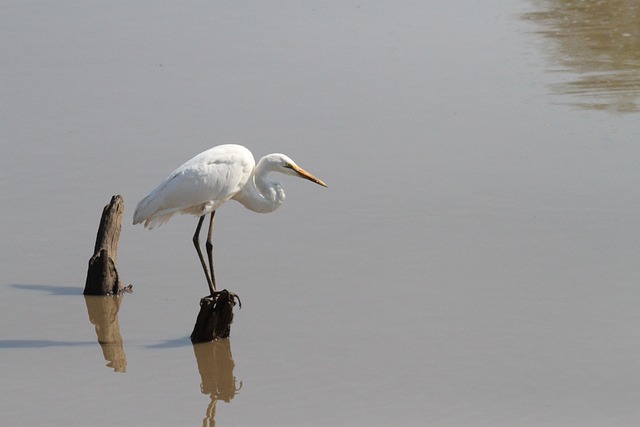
[193,339,242,426]
[84,294,127,372]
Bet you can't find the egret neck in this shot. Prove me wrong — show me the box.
[232,156,286,213]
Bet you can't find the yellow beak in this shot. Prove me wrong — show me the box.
[292,164,328,188]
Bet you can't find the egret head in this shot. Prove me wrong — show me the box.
[268,154,328,187]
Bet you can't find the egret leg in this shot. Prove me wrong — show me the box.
[205,211,217,292]
[193,215,215,295]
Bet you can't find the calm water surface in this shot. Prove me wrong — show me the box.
[2,1,640,426]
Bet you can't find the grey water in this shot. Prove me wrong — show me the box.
[2,1,640,426]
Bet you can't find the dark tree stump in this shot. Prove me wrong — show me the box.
[191,290,240,343]
[84,195,125,295]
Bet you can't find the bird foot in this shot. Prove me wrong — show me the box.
[208,289,242,310]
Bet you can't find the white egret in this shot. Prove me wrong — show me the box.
[133,144,327,295]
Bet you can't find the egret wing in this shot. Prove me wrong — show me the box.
[134,146,254,228]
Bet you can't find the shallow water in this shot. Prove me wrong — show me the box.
[2,1,640,426]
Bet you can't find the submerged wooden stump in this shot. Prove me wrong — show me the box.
[84,195,125,295]
[191,290,240,343]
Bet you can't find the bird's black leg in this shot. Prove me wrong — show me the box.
[193,215,215,295]
[206,211,217,292]
[203,211,242,308]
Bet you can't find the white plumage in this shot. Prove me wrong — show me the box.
[134,144,254,229]
[133,144,327,294]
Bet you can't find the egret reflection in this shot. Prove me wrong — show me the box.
[525,0,640,112]
[193,339,241,427]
